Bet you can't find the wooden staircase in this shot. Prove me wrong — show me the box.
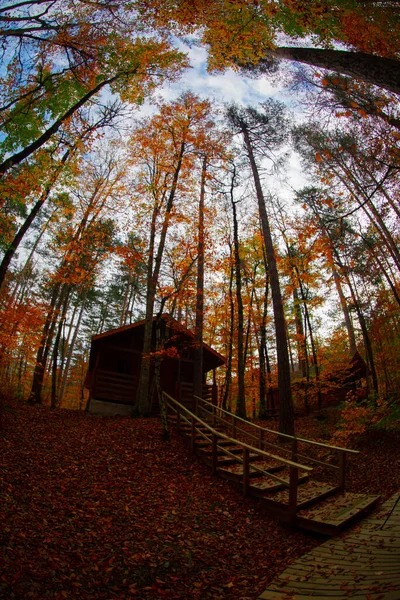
[164,392,380,535]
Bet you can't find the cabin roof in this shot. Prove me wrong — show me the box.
[91,314,226,368]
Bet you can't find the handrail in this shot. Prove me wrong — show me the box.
[194,395,359,455]
[165,394,307,490]
[164,392,313,473]
[168,401,285,483]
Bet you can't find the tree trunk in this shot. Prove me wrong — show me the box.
[51,288,71,409]
[119,271,132,327]
[344,269,379,394]
[296,273,322,410]
[293,287,307,376]
[0,151,70,292]
[243,287,254,366]
[137,142,186,415]
[58,289,87,406]
[266,47,400,97]
[194,156,207,400]
[222,259,234,411]
[332,265,357,356]
[29,283,66,404]
[258,268,269,419]
[332,164,400,272]
[230,192,246,419]
[242,126,294,434]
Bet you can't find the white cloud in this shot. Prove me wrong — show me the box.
[155,41,286,107]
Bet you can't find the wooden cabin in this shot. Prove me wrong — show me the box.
[85,315,226,416]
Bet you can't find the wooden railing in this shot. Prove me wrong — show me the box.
[194,395,359,494]
[163,392,313,518]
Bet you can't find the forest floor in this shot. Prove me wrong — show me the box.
[1,402,399,600]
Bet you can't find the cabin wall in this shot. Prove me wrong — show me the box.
[87,323,225,415]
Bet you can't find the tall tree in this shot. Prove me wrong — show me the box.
[133,93,217,415]
[226,102,294,434]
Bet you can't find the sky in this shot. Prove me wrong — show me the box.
[143,40,335,335]
[135,40,309,202]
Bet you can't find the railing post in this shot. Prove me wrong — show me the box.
[190,416,196,454]
[339,450,346,494]
[291,437,298,463]
[194,395,198,417]
[177,406,180,434]
[212,405,216,426]
[289,466,298,521]
[231,414,236,439]
[288,438,299,520]
[243,447,250,496]
[212,433,218,475]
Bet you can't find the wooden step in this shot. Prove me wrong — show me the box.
[265,480,339,510]
[250,472,310,495]
[168,403,377,534]
[196,439,234,448]
[296,492,381,535]
[179,423,209,432]
[197,444,243,457]
[244,458,287,473]
[218,459,285,478]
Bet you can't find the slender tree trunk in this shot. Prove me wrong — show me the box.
[136,207,157,415]
[29,283,66,404]
[194,156,207,400]
[265,340,275,411]
[293,287,307,376]
[51,288,71,409]
[332,165,400,271]
[0,147,73,292]
[332,265,357,355]
[296,274,322,409]
[57,294,77,396]
[242,126,294,434]
[302,307,311,414]
[243,287,254,365]
[59,290,87,406]
[345,272,379,394]
[258,269,269,418]
[120,271,132,327]
[137,142,186,415]
[10,207,58,306]
[230,193,246,418]
[127,284,137,323]
[362,239,400,307]
[222,259,235,411]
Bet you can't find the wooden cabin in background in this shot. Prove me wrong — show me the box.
[84,315,225,416]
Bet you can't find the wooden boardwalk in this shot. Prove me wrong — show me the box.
[258,492,400,599]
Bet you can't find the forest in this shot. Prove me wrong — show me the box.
[1,1,400,599]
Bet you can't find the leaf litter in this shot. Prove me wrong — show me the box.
[1,404,318,600]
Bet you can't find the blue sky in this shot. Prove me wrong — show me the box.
[135,40,308,199]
